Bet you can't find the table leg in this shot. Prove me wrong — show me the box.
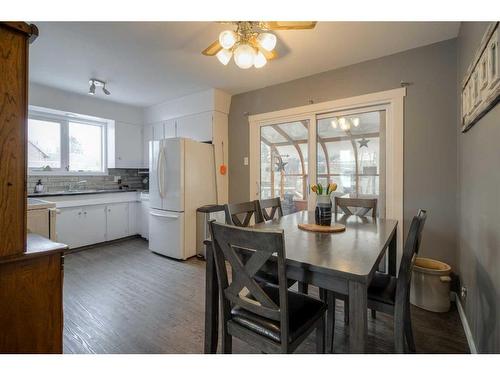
[348,280,367,353]
[388,227,397,277]
[204,242,219,354]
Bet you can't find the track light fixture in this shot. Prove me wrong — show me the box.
[88,79,111,96]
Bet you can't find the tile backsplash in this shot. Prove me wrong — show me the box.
[28,168,149,193]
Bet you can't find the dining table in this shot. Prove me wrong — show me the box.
[204,210,398,353]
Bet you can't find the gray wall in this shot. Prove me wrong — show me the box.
[457,22,500,353]
[229,39,458,269]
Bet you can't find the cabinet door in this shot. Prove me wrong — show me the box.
[115,122,143,168]
[143,123,153,168]
[164,119,176,138]
[106,203,130,241]
[176,112,212,142]
[27,209,50,238]
[56,207,84,249]
[152,122,164,140]
[81,205,107,246]
[139,200,150,239]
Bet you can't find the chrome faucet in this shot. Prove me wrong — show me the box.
[67,180,87,191]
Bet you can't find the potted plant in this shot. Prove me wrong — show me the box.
[311,182,337,225]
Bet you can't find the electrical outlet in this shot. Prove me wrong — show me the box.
[460,286,468,301]
[243,157,249,166]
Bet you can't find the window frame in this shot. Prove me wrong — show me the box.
[28,110,108,176]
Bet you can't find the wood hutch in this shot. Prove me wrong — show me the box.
[0,22,67,353]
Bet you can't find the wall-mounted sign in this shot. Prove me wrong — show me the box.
[461,22,500,132]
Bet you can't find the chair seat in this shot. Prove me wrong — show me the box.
[368,271,397,305]
[231,284,326,343]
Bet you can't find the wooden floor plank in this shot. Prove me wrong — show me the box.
[63,238,469,354]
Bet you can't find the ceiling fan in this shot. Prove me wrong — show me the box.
[202,21,317,69]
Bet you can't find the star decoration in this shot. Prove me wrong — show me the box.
[275,159,288,172]
[358,138,370,148]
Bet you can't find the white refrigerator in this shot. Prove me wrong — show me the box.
[149,138,217,259]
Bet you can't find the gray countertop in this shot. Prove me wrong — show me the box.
[28,189,138,198]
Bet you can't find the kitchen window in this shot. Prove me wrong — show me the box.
[28,110,107,174]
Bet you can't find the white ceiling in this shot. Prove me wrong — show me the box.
[29,22,460,107]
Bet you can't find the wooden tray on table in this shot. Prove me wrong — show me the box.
[298,223,346,233]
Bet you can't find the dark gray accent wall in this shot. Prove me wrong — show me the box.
[457,22,500,353]
[229,39,458,269]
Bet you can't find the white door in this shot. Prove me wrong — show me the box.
[149,208,184,259]
[56,207,83,248]
[115,122,143,168]
[176,112,212,142]
[164,119,176,138]
[161,138,184,212]
[81,205,107,245]
[106,203,130,241]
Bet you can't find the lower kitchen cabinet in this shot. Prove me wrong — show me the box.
[57,206,106,248]
[106,203,130,241]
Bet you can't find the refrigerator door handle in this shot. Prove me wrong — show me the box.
[150,212,180,219]
[157,145,166,199]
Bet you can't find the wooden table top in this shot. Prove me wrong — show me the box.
[252,211,397,283]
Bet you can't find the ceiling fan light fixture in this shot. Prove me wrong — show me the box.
[257,32,277,52]
[253,51,267,68]
[219,30,237,49]
[216,49,233,65]
[330,118,338,129]
[102,85,111,95]
[351,117,360,127]
[339,117,350,130]
[234,44,256,69]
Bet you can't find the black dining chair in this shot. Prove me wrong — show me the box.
[209,221,327,354]
[257,197,284,221]
[329,209,427,353]
[334,196,378,218]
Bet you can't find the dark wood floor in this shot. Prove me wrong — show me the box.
[63,238,469,354]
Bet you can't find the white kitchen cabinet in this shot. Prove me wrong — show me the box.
[152,121,164,141]
[114,122,144,168]
[164,119,176,138]
[139,198,150,239]
[57,205,106,248]
[176,112,212,142]
[142,123,153,168]
[106,203,130,241]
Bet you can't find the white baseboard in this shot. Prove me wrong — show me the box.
[452,292,478,354]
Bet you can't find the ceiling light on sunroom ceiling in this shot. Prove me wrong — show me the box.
[88,79,111,96]
[201,21,317,69]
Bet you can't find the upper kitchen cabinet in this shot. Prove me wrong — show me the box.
[176,112,213,142]
[114,121,143,168]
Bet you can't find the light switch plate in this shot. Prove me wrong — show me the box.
[243,157,249,166]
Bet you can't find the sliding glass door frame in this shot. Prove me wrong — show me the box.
[249,88,406,269]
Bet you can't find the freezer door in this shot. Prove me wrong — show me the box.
[148,208,185,259]
[149,140,163,210]
[161,138,184,212]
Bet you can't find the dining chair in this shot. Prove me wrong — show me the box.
[329,209,427,353]
[257,197,284,221]
[209,221,327,354]
[326,197,379,327]
[225,201,264,227]
[334,196,378,218]
[225,201,296,288]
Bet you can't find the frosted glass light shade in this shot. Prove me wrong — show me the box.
[339,117,350,130]
[351,117,360,127]
[253,51,267,68]
[257,33,277,51]
[219,30,237,49]
[216,49,232,65]
[330,118,338,128]
[234,44,256,69]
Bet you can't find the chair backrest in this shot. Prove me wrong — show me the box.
[334,197,378,218]
[209,221,290,342]
[224,201,263,227]
[395,209,427,306]
[257,197,284,221]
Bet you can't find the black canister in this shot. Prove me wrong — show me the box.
[315,195,332,226]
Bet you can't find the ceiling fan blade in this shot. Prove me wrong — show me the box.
[263,21,317,30]
[202,40,223,56]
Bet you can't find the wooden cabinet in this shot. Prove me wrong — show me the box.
[115,122,143,168]
[0,22,66,354]
[106,203,129,241]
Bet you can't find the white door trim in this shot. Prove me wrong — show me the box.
[249,87,406,267]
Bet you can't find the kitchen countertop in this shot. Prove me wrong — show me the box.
[27,197,56,210]
[28,189,138,198]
